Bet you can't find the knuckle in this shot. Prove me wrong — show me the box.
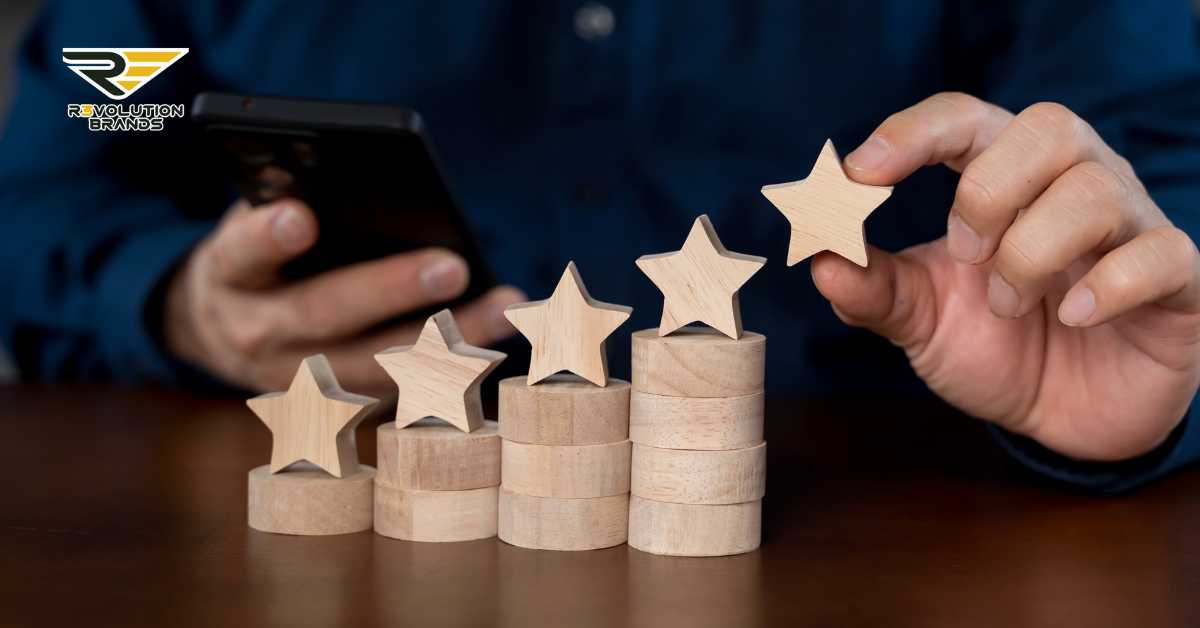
[954,166,998,215]
[1064,161,1131,209]
[1149,225,1199,266]
[226,315,274,358]
[929,91,984,117]
[996,231,1045,280]
[1016,102,1088,155]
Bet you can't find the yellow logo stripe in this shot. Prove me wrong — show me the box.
[123,65,162,77]
[123,51,181,63]
[115,79,143,91]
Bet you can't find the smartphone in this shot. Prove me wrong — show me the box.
[191,92,495,309]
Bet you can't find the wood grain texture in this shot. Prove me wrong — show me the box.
[628,495,761,557]
[631,442,766,505]
[497,488,629,551]
[630,390,764,450]
[374,484,498,543]
[374,309,506,432]
[498,375,629,445]
[247,463,375,535]
[504,262,632,386]
[631,327,765,398]
[246,354,378,478]
[760,139,893,267]
[501,439,631,498]
[635,214,766,339]
[375,420,500,491]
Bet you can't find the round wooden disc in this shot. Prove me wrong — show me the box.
[374,483,498,543]
[247,464,374,536]
[501,439,631,498]
[630,390,764,450]
[631,327,765,398]
[376,420,500,491]
[498,375,629,445]
[631,442,766,505]
[628,496,761,557]
[497,488,629,551]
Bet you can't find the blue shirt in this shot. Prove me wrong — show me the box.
[1,0,1199,492]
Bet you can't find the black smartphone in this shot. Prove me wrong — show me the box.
[191,92,495,308]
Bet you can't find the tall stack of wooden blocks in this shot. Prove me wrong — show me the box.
[630,214,768,556]
[499,262,634,551]
[497,375,631,550]
[627,328,767,556]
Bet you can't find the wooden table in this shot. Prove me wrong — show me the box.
[2,385,1197,628]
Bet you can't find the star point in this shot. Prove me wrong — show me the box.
[374,309,506,433]
[761,139,893,267]
[636,214,766,339]
[504,261,632,386]
[246,354,378,478]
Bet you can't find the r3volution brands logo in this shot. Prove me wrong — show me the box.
[62,48,188,131]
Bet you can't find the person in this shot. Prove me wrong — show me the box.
[0,1,1197,493]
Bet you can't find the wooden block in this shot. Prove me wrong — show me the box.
[760,139,893,267]
[374,309,506,433]
[628,496,761,557]
[631,442,766,505]
[630,390,764,450]
[635,214,766,340]
[375,420,500,491]
[247,463,374,535]
[497,488,629,551]
[498,375,629,445]
[631,327,765,398]
[504,262,632,387]
[246,354,379,478]
[501,439,631,498]
[374,484,498,543]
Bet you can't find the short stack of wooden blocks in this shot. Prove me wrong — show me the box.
[497,375,632,550]
[628,327,767,556]
[374,419,501,542]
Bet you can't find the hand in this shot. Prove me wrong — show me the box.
[814,92,1200,461]
[164,199,525,392]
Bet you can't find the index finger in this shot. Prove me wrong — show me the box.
[843,92,1014,186]
[207,199,318,288]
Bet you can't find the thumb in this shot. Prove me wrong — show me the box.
[810,246,937,354]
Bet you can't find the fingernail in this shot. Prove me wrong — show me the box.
[844,135,891,171]
[988,273,1020,318]
[947,212,982,263]
[1058,287,1096,326]
[489,287,526,337]
[272,206,309,252]
[418,257,467,298]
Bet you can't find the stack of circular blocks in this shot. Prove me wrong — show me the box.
[374,418,501,542]
[628,327,767,556]
[497,374,632,551]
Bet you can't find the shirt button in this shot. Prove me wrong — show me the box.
[574,3,615,41]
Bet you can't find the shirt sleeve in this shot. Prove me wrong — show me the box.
[953,1,1200,490]
[0,1,226,383]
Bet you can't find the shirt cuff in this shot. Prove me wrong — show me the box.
[95,218,216,386]
[989,405,1200,494]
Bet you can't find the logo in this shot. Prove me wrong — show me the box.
[63,48,187,100]
[62,48,188,132]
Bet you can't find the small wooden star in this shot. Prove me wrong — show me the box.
[246,354,378,478]
[504,261,632,386]
[636,214,766,339]
[760,139,893,267]
[374,309,506,433]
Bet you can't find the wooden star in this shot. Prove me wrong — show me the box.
[504,261,632,386]
[246,354,378,478]
[636,215,766,339]
[760,139,893,267]
[374,309,506,433]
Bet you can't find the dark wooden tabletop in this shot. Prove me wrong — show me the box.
[1,385,1197,628]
